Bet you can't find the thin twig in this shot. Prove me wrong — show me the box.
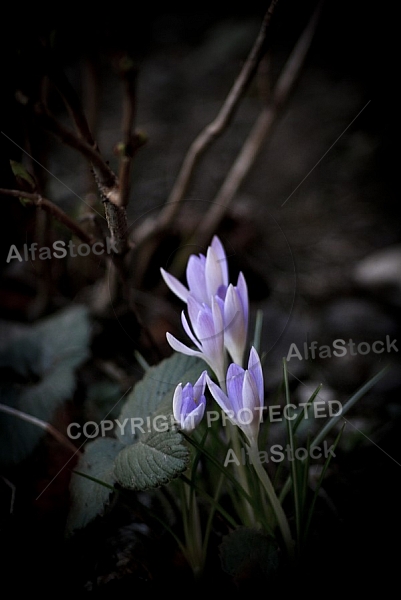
[47,57,96,146]
[193,1,322,249]
[0,403,81,456]
[152,0,280,233]
[117,59,138,208]
[0,188,97,246]
[33,103,130,254]
[34,104,117,193]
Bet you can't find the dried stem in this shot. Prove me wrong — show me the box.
[34,104,117,192]
[152,0,280,233]
[47,57,96,146]
[0,188,98,246]
[33,103,130,253]
[46,56,132,252]
[0,403,81,456]
[193,1,322,249]
[117,60,138,208]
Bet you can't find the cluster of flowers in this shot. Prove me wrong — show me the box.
[161,236,264,445]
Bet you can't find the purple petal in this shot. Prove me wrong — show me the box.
[182,398,206,432]
[224,285,246,366]
[186,255,208,304]
[197,298,224,362]
[193,371,207,403]
[166,333,203,359]
[248,347,263,402]
[205,246,225,299]
[181,311,201,350]
[212,295,224,331]
[181,382,195,413]
[187,296,206,340]
[206,375,231,415]
[160,268,189,303]
[236,272,249,325]
[216,284,227,301]
[211,236,228,287]
[242,369,260,412]
[226,363,245,415]
[197,309,221,352]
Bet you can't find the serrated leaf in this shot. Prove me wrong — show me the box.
[114,427,189,490]
[0,305,91,465]
[117,353,207,445]
[66,437,123,535]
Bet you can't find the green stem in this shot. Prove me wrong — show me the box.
[201,472,224,567]
[247,440,294,558]
[227,421,256,526]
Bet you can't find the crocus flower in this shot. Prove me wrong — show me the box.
[160,236,228,305]
[206,347,264,446]
[166,295,226,383]
[173,371,207,433]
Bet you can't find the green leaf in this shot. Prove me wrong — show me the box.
[10,160,36,190]
[0,305,91,465]
[114,427,189,491]
[283,358,301,544]
[310,365,390,449]
[66,437,123,535]
[9,160,36,204]
[116,353,207,445]
[303,425,344,542]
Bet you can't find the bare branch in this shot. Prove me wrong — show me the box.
[102,201,128,254]
[154,0,280,232]
[117,58,138,208]
[193,1,323,249]
[33,104,131,253]
[0,188,96,246]
[47,57,96,146]
[34,103,118,193]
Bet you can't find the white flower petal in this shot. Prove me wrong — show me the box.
[242,370,260,412]
[160,268,189,303]
[172,383,183,422]
[186,255,208,304]
[205,246,225,299]
[211,236,228,287]
[224,285,246,366]
[206,375,231,416]
[181,311,201,350]
[166,333,203,359]
[187,295,205,340]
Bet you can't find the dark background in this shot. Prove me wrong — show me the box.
[1,1,399,592]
